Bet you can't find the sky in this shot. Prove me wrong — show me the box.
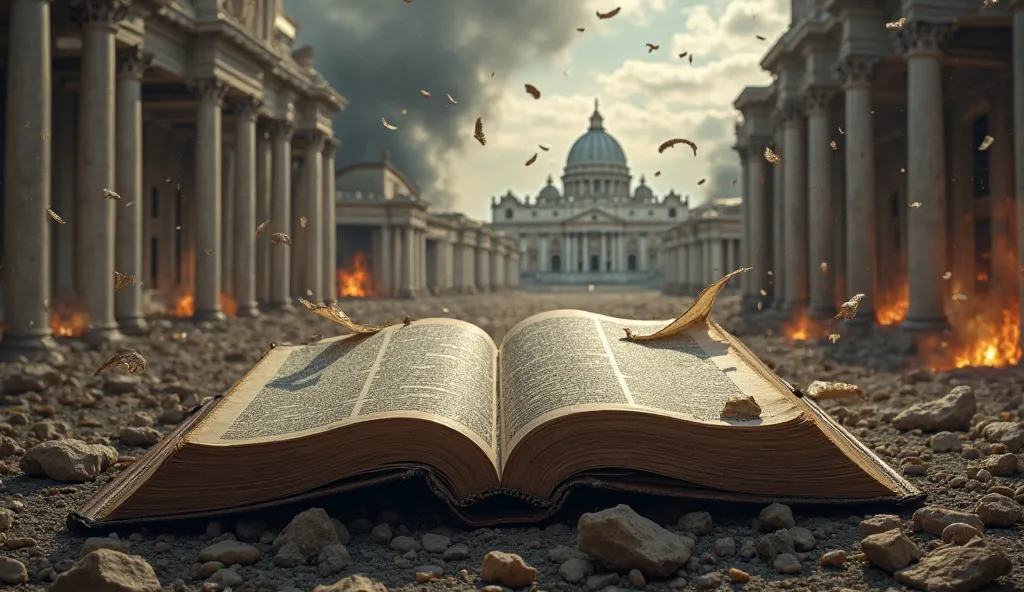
[285,0,791,222]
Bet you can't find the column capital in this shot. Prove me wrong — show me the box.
[116,47,152,80]
[776,100,804,125]
[836,56,879,88]
[70,0,131,27]
[231,96,262,121]
[804,87,835,115]
[188,78,230,107]
[323,137,340,158]
[894,21,954,58]
[269,119,296,140]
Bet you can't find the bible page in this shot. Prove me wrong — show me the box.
[497,310,802,461]
[189,319,498,458]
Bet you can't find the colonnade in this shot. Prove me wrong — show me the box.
[527,231,646,273]
[662,235,742,295]
[0,0,339,357]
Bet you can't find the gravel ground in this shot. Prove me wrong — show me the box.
[0,288,1022,591]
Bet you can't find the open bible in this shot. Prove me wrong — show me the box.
[72,271,923,529]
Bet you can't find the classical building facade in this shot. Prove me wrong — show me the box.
[335,152,520,297]
[660,197,744,296]
[733,0,1021,333]
[0,0,343,356]
[490,101,686,285]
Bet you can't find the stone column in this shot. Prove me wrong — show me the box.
[771,130,786,308]
[221,148,235,296]
[779,101,809,311]
[745,142,771,303]
[322,138,338,302]
[837,57,878,323]
[639,234,647,271]
[232,97,260,316]
[539,234,549,272]
[76,0,129,343]
[738,146,752,301]
[269,120,295,310]
[113,47,151,333]
[709,238,724,280]
[303,132,325,304]
[686,241,699,293]
[989,80,1016,298]
[599,232,607,272]
[1013,0,1024,350]
[190,78,228,321]
[395,226,409,297]
[806,89,835,316]
[900,23,953,331]
[255,126,272,305]
[52,82,77,300]
[379,224,392,297]
[1,0,58,356]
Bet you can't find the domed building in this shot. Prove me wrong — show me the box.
[490,100,689,284]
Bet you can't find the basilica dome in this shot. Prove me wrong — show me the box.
[565,100,627,167]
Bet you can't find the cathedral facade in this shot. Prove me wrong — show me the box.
[490,101,687,285]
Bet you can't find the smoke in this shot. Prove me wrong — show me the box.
[284,0,593,210]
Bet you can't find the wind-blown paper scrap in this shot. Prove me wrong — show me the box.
[627,267,752,342]
[298,299,394,334]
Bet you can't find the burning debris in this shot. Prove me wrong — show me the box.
[835,294,866,320]
[338,253,376,298]
[763,147,781,165]
[113,271,135,292]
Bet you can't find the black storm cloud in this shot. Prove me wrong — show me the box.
[284,0,593,209]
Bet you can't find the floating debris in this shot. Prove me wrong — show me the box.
[658,138,697,156]
[885,17,907,30]
[978,135,994,151]
[300,216,308,228]
[539,145,549,151]
[103,188,121,200]
[910,202,922,208]
[645,43,659,53]
[46,208,65,224]
[270,233,291,245]
[524,84,541,99]
[828,334,840,343]
[525,153,538,166]
[835,293,866,320]
[255,220,269,235]
[943,271,952,280]
[820,262,828,275]
[697,178,706,185]
[473,117,486,146]
[764,147,781,165]
[381,117,398,131]
[95,350,147,375]
[113,271,135,292]
[829,140,837,150]
[446,94,458,105]
[419,90,431,99]
[596,7,621,19]
[952,293,967,301]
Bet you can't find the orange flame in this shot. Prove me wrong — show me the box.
[337,252,376,298]
[875,283,909,326]
[783,310,825,342]
[50,311,88,338]
[168,288,237,318]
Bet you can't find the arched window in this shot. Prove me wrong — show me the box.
[669,207,677,218]
[551,255,561,272]
[505,208,514,219]
[627,254,637,271]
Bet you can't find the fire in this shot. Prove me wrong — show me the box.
[168,288,237,317]
[50,311,88,338]
[337,252,376,298]
[876,283,909,326]
[917,292,1021,371]
[783,310,825,342]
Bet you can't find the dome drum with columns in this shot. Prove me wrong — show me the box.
[491,100,690,285]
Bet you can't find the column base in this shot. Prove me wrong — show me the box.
[900,316,949,333]
[83,325,125,347]
[117,317,151,336]
[193,309,226,323]
[264,301,295,313]
[476,286,491,293]
[459,286,477,295]
[236,305,261,318]
[0,334,60,362]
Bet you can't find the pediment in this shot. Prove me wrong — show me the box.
[564,207,626,225]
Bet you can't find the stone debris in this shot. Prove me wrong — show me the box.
[313,574,388,592]
[49,549,162,592]
[941,522,983,545]
[913,507,986,536]
[758,503,796,531]
[0,556,27,584]
[198,539,261,566]
[819,549,847,567]
[480,551,537,588]
[894,537,1011,592]
[891,385,976,432]
[578,504,694,578]
[272,507,341,567]
[860,528,922,572]
[979,421,1024,452]
[804,380,865,402]
[720,394,762,419]
[973,493,1022,527]
[859,514,903,537]
[19,438,118,481]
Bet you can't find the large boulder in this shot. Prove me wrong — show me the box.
[895,537,1011,592]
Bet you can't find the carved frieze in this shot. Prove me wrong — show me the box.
[232,96,263,121]
[116,47,153,80]
[894,21,954,56]
[835,57,878,87]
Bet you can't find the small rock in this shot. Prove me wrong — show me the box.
[976,453,1019,476]
[389,536,421,552]
[0,508,13,532]
[973,493,1022,527]
[913,506,985,536]
[577,504,694,578]
[421,533,450,553]
[558,557,594,583]
[728,567,750,582]
[442,545,469,561]
[628,569,645,587]
[930,431,962,453]
[19,438,118,482]
[118,427,161,447]
[980,421,1024,452]
[370,523,392,545]
[891,385,975,432]
[789,527,815,551]
[198,561,224,578]
[758,503,795,531]
[773,552,801,574]
[756,529,794,560]
[0,556,27,584]
[941,523,983,545]
[198,540,260,566]
[712,537,735,557]
[207,567,243,589]
[805,380,864,402]
[860,529,922,573]
[313,574,388,592]
[81,537,131,557]
[894,537,1011,592]
[318,544,351,576]
[586,572,620,590]
[480,551,537,589]
[677,511,713,535]
[50,549,161,592]
[272,508,340,567]
[819,550,846,567]
[860,514,902,537]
